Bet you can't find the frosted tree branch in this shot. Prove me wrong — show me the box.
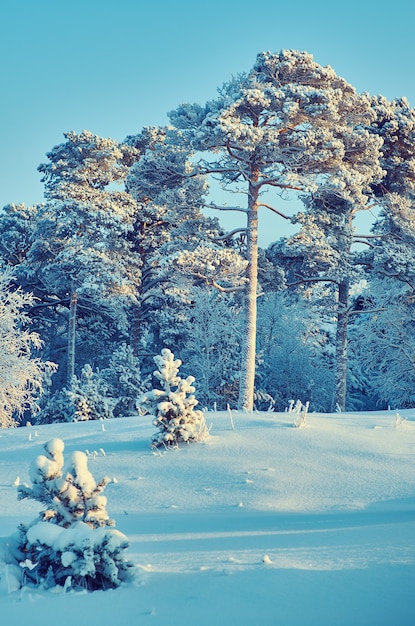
[348,307,386,316]
[195,272,245,293]
[214,227,248,241]
[287,276,340,288]
[204,202,248,214]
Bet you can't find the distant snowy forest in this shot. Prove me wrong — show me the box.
[2,49,415,427]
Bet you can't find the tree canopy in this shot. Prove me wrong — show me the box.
[2,49,415,424]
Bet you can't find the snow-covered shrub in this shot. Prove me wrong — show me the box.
[139,348,210,448]
[34,387,78,424]
[288,400,310,428]
[395,412,408,428]
[253,390,276,412]
[36,364,112,424]
[68,364,113,421]
[101,343,144,416]
[6,438,133,591]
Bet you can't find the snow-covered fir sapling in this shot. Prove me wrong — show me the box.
[139,348,210,448]
[8,438,133,591]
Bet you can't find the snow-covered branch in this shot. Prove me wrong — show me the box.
[348,307,386,316]
[353,233,384,239]
[204,202,248,214]
[214,227,248,241]
[353,239,376,248]
[171,246,248,292]
[258,179,304,192]
[287,276,340,288]
[195,272,245,293]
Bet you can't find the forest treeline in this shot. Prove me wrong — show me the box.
[2,49,415,427]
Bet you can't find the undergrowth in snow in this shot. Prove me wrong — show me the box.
[0,410,414,625]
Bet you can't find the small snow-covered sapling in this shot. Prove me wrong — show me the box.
[139,348,210,448]
[10,438,133,591]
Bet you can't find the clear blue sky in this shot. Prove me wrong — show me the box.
[1,0,414,245]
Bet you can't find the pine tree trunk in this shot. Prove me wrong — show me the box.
[332,279,349,412]
[67,289,77,387]
[131,303,141,357]
[238,179,259,412]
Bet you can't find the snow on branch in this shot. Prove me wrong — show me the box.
[204,202,248,214]
[171,246,248,293]
[287,276,340,288]
[214,227,248,241]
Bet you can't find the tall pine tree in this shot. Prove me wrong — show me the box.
[169,50,383,410]
[26,131,141,387]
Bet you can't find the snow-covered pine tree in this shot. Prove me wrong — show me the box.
[365,97,415,287]
[270,183,381,412]
[36,363,111,424]
[0,203,39,268]
[11,438,133,591]
[139,348,209,448]
[349,277,415,408]
[101,343,144,416]
[348,191,415,408]
[26,130,141,388]
[125,128,227,364]
[169,49,383,412]
[369,95,415,200]
[68,364,112,421]
[345,96,415,408]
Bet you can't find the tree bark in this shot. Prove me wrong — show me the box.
[67,289,77,387]
[238,178,259,412]
[332,279,349,412]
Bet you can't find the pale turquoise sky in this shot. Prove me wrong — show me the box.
[1,0,414,244]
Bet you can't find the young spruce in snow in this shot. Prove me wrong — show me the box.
[140,348,210,448]
[7,439,133,591]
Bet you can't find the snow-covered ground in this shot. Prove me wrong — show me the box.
[1,409,414,625]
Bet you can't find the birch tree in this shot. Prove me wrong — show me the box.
[0,267,55,427]
[170,49,382,411]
